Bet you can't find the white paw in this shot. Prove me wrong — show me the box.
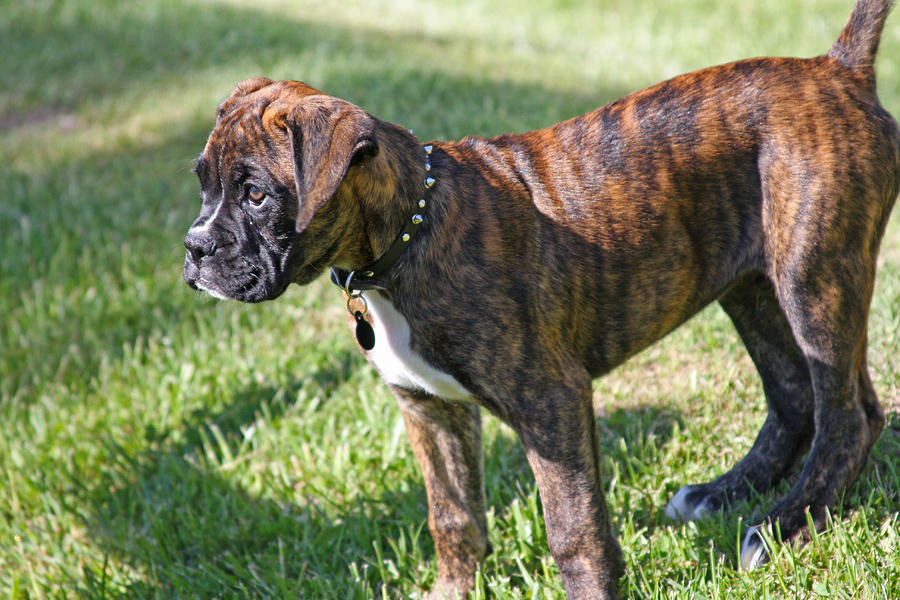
[665,485,711,522]
[740,525,769,570]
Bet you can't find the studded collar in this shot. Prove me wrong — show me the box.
[330,142,435,295]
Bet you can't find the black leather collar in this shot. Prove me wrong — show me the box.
[330,144,435,294]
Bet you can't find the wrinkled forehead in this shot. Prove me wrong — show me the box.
[196,103,285,185]
[195,81,324,188]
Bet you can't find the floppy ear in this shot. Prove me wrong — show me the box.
[286,100,379,233]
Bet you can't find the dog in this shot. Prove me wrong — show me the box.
[183,1,899,598]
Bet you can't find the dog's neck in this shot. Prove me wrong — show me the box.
[333,122,439,291]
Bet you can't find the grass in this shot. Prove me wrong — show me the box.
[1,0,898,597]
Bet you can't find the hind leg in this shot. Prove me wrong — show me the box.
[740,333,886,568]
[738,226,886,568]
[666,272,815,522]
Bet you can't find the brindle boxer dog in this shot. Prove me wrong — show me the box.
[183,1,899,598]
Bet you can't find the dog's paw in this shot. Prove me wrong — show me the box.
[739,525,770,570]
[665,484,714,522]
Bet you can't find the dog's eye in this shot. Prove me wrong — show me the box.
[247,185,266,207]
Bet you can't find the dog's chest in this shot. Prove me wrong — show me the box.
[362,293,472,401]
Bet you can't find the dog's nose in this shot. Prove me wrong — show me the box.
[184,229,216,263]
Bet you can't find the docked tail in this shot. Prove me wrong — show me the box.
[828,0,895,68]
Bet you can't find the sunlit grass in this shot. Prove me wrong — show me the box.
[1,0,898,598]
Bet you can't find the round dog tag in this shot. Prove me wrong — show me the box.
[354,311,375,350]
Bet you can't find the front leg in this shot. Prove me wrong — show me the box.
[393,386,489,600]
[512,379,624,600]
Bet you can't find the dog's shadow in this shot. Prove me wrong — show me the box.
[76,362,900,598]
[76,354,687,598]
[77,354,430,598]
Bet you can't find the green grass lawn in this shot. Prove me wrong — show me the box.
[2,0,899,597]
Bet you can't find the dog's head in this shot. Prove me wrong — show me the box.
[183,78,380,302]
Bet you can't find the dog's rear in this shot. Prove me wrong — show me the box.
[665,0,900,570]
[490,0,900,372]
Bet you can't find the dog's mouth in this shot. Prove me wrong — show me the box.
[183,254,288,303]
[197,274,280,303]
[194,277,232,301]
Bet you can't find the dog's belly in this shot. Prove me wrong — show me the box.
[362,293,473,401]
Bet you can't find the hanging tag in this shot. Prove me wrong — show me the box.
[354,311,375,350]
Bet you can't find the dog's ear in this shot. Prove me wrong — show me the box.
[286,100,379,233]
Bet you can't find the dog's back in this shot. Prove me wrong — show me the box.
[445,1,899,371]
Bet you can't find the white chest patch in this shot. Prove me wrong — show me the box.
[362,293,472,401]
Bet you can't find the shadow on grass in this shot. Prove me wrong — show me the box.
[1,2,640,595]
[76,360,431,598]
[75,383,687,598]
[11,1,896,597]
[4,0,628,137]
[2,0,633,401]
